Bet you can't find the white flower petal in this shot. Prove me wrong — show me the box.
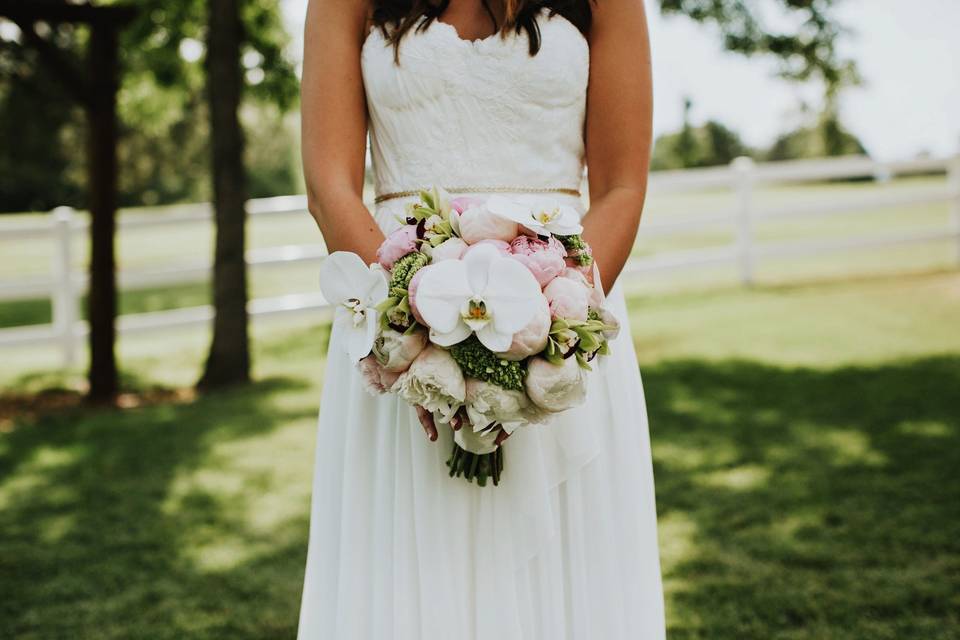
[486,195,545,232]
[319,251,375,304]
[484,258,541,334]
[463,242,500,293]
[476,322,514,352]
[429,322,472,347]
[346,317,377,362]
[454,423,499,455]
[415,261,471,333]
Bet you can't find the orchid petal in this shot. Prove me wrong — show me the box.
[415,261,472,333]
[319,251,375,305]
[346,316,377,362]
[476,322,513,352]
[429,322,472,347]
[463,242,500,293]
[484,258,541,334]
[486,195,545,232]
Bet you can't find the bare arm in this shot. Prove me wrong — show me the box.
[301,0,384,263]
[581,0,654,293]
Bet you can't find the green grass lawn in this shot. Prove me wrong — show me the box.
[1,267,959,639]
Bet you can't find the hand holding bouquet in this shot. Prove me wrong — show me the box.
[319,187,619,486]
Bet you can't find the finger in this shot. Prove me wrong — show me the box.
[415,405,438,442]
[494,428,511,446]
[451,409,466,431]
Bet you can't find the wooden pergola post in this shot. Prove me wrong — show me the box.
[0,1,137,402]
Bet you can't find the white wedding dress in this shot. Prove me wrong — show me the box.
[298,8,665,639]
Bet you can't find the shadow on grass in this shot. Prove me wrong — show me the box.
[1,355,957,639]
[645,356,960,640]
[0,375,317,640]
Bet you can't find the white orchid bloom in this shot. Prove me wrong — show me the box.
[414,243,542,351]
[486,194,583,236]
[318,251,389,362]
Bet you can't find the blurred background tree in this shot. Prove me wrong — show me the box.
[0,0,298,214]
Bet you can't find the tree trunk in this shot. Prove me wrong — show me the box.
[198,0,251,389]
[86,22,119,403]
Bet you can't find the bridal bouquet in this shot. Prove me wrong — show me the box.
[319,187,619,486]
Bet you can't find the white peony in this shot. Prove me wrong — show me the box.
[525,356,588,412]
[463,378,531,435]
[319,251,389,362]
[394,345,466,424]
[372,327,428,373]
[414,243,543,351]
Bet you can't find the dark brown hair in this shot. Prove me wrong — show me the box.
[371,0,593,61]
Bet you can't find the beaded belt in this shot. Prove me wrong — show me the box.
[373,185,582,205]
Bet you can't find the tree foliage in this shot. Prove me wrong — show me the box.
[0,0,299,212]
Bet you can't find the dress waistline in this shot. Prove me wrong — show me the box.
[373,185,582,204]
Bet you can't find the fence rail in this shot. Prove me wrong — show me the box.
[2,153,959,369]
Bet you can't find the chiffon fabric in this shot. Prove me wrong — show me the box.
[297,9,665,639]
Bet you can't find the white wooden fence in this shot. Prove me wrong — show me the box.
[1,154,959,369]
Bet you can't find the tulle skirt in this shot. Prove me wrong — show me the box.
[296,267,666,639]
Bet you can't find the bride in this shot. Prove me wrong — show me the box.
[297,0,663,637]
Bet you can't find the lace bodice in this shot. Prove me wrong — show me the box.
[360,9,590,200]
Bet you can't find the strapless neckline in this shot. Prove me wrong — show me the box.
[362,8,582,56]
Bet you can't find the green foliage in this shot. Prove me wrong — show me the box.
[449,335,526,392]
[0,0,300,212]
[766,111,868,162]
[652,120,753,170]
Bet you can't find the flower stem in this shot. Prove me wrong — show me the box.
[445,442,504,487]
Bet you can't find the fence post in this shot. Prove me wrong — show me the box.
[732,156,756,286]
[51,206,79,368]
[949,149,960,267]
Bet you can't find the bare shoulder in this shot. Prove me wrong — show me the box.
[304,0,371,46]
[587,0,650,42]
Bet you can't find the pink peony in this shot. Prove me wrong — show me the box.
[450,196,485,214]
[457,204,518,244]
[509,235,568,287]
[463,238,511,258]
[559,267,589,286]
[429,237,468,262]
[377,225,419,270]
[358,355,401,394]
[525,356,588,412]
[543,275,591,321]
[497,296,551,361]
[406,268,427,326]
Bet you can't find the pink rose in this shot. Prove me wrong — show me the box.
[406,268,427,326]
[543,275,590,321]
[429,237,468,262]
[358,355,401,394]
[463,238,511,258]
[377,225,419,270]
[497,296,551,361]
[509,235,567,287]
[457,205,518,244]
